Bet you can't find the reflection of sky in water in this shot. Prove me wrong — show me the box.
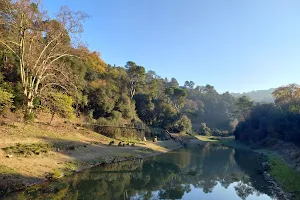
[182,182,272,200]
[3,145,277,200]
[133,182,272,200]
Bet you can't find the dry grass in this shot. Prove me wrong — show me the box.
[0,113,182,193]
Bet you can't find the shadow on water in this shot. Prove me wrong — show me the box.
[2,143,280,200]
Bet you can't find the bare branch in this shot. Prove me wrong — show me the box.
[40,82,69,94]
[33,32,63,70]
[0,40,20,59]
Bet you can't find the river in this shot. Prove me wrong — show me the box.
[3,143,278,200]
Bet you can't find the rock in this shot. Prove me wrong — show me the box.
[6,154,13,158]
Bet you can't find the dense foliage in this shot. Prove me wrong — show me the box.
[234,84,300,146]
[0,0,241,138]
[3,0,298,142]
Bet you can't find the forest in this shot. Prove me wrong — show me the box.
[234,84,300,147]
[0,0,239,138]
[0,0,299,148]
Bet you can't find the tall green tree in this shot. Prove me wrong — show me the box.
[235,96,254,120]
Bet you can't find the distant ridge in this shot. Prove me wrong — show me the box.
[231,88,275,103]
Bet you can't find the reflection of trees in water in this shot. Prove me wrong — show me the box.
[5,145,274,200]
[234,182,255,200]
[234,149,276,199]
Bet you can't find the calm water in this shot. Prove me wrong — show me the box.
[4,144,278,200]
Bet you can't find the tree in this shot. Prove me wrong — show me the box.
[125,61,146,99]
[0,0,87,114]
[199,123,211,136]
[174,115,192,133]
[184,81,195,89]
[272,84,300,106]
[43,92,75,124]
[235,96,254,120]
[168,78,179,88]
[133,94,155,124]
[165,87,187,110]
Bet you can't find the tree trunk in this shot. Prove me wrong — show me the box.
[26,96,34,114]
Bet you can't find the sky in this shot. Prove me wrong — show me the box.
[43,0,300,93]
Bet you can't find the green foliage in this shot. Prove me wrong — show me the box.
[109,111,122,121]
[173,115,192,133]
[0,87,14,113]
[199,123,211,136]
[235,96,254,120]
[43,92,75,123]
[234,84,300,146]
[134,94,155,124]
[0,1,242,141]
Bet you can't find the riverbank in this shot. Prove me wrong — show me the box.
[195,135,300,199]
[0,117,184,196]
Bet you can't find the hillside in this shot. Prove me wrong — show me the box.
[0,113,183,195]
[231,88,275,103]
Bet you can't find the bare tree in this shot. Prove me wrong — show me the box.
[0,0,87,113]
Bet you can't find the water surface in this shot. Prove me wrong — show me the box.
[4,143,277,200]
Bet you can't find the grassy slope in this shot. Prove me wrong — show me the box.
[268,155,300,195]
[0,114,181,194]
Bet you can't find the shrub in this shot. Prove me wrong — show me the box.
[0,88,14,114]
[110,111,122,120]
[199,123,211,136]
[43,92,75,124]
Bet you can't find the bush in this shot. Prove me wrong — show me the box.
[2,143,52,156]
[110,111,122,120]
[199,123,211,136]
[95,118,121,138]
[43,92,75,124]
[171,115,192,134]
[211,129,229,137]
[0,88,14,114]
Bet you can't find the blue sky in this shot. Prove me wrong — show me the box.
[43,0,300,93]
